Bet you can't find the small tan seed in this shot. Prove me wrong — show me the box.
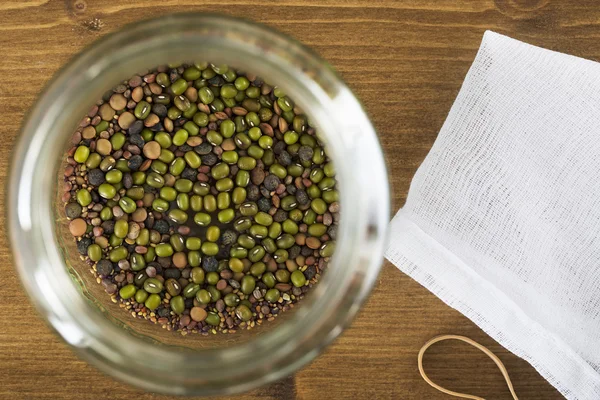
[96,138,112,156]
[190,307,207,322]
[143,141,161,159]
[118,112,135,129]
[109,93,127,111]
[69,218,87,237]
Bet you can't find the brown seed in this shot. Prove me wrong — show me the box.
[109,94,127,111]
[275,283,292,291]
[71,131,82,145]
[129,75,143,87]
[143,141,161,159]
[131,86,144,102]
[186,136,203,146]
[197,173,209,182]
[329,202,340,213]
[118,112,136,129]
[278,118,288,133]
[216,279,228,291]
[179,314,191,327]
[251,168,265,185]
[220,269,233,280]
[135,246,148,254]
[295,234,306,246]
[177,226,191,235]
[185,87,198,102]
[232,106,247,116]
[271,195,280,208]
[198,103,211,114]
[306,237,321,249]
[259,123,273,137]
[221,139,235,151]
[98,103,115,121]
[95,236,109,248]
[69,218,87,237]
[163,117,173,132]
[214,111,228,120]
[144,113,159,127]
[149,83,162,95]
[96,138,112,156]
[79,116,91,127]
[172,252,188,269]
[190,307,207,322]
[131,208,147,222]
[81,126,96,140]
[140,159,152,171]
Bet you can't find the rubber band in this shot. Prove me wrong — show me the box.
[417,335,519,400]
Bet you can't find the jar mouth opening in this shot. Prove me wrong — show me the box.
[8,13,389,395]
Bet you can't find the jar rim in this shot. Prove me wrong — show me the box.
[8,13,389,395]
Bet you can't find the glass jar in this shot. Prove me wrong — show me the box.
[8,14,389,395]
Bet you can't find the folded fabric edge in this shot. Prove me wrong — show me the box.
[385,211,600,400]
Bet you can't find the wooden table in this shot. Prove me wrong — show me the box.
[5,0,599,398]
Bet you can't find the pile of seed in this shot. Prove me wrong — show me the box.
[62,63,339,334]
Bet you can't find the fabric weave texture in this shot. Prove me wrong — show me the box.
[386,31,600,399]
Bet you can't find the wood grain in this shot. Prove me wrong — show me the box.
[5,0,600,398]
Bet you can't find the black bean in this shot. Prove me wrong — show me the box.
[182,168,198,181]
[298,145,314,162]
[273,209,287,223]
[295,189,310,205]
[202,256,218,272]
[277,151,292,166]
[154,220,169,234]
[150,122,164,132]
[129,133,145,148]
[288,245,301,260]
[201,153,218,166]
[145,213,155,229]
[179,144,193,152]
[122,173,133,189]
[304,265,317,280]
[258,197,271,213]
[208,76,224,86]
[286,184,296,195]
[327,225,337,240]
[96,260,113,277]
[164,268,181,279]
[169,70,180,83]
[127,154,143,170]
[221,230,238,246]
[195,142,213,155]
[87,169,105,186]
[77,237,92,255]
[142,184,157,194]
[247,185,260,201]
[273,141,286,155]
[263,175,280,191]
[65,202,82,219]
[217,245,231,259]
[151,104,167,118]
[157,256,172,269]
[90,190,100,203]
[128,120,144,136]
[259,187,270,199]
[301,246,313,256]
[101,220,115,235]
[157,307,170,318]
